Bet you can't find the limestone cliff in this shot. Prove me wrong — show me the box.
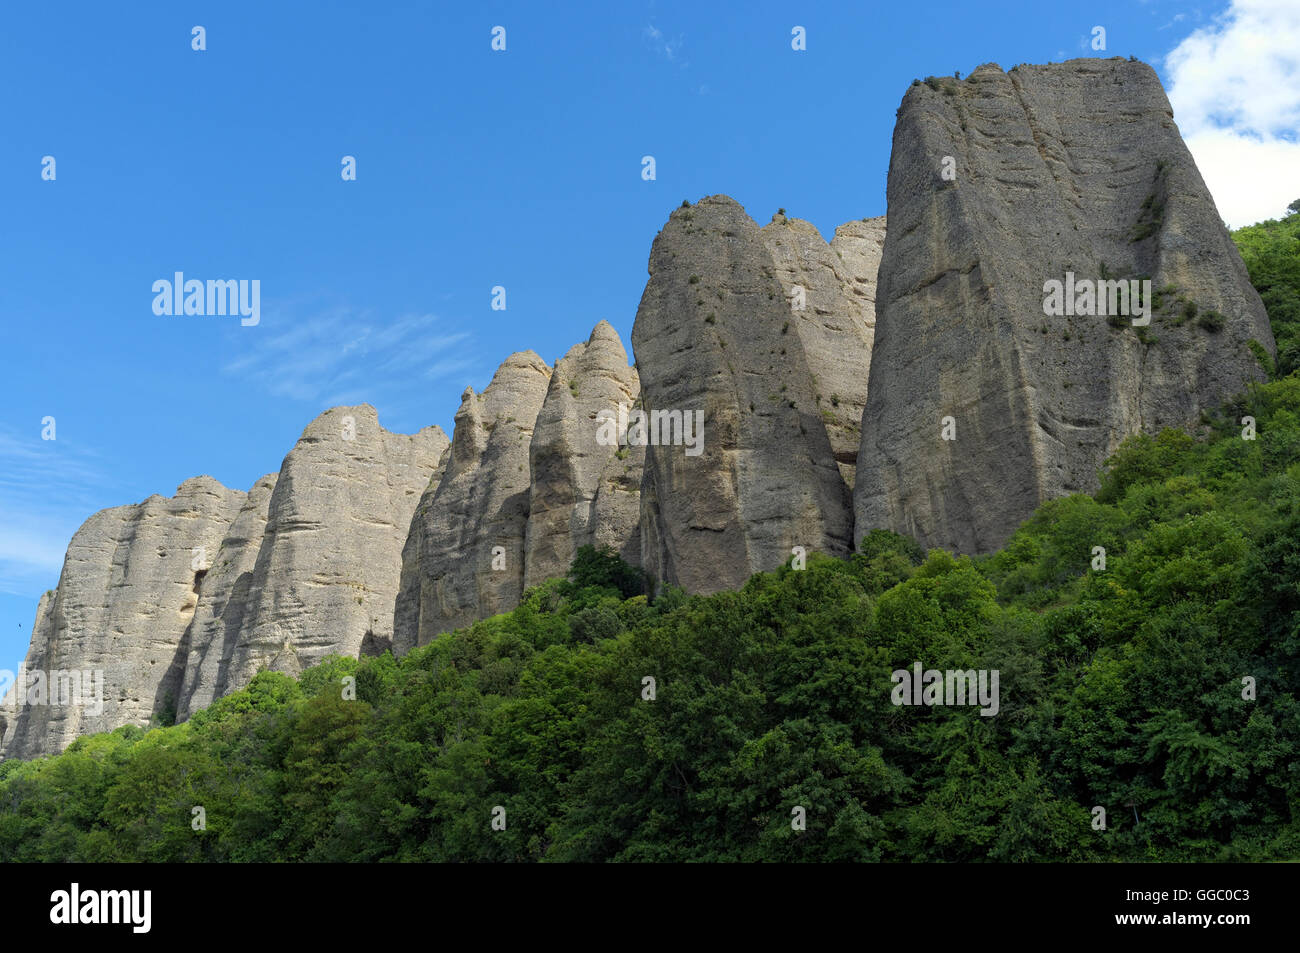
[6,57,1276,761]
[631,195,874,593]
[181,405,447,702]
[1,478,245,759]
[393,352,552,651]
[759,213,884,488]
[175,473,278,719]
[524,321,643,587]
[2,408,446,758]
[854,58,1274,554]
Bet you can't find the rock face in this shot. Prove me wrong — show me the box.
[395,327,646,652]
[179,406,448,707]
[524,321,643,587]
[394,352,552,651]
[393,457,449,656]
[854,58,1275,555]
[8,58,1278,760]
[1,408,447,758]
[631,195,874,594]
[1,477,245,759]
[174,474,278,720]
[759,214,885,488]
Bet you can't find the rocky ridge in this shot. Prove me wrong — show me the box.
[2,58,1275,759]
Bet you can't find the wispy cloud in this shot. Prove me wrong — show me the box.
[1165,0,1300,227]
[643,23,685,64]
[222,305,477,406]
[0,429,114,597]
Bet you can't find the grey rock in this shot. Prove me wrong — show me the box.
[394,352,552,650]
[854,59,1275,555]
[590,432,646,568]
[174,473,278,720]
[1,477,245,759]
[632,195,860,594]
[198,405,448,695]
[10,59,1274,759]
[2,404,449,758]
[0,590,53,753]
[393,455,449,655]
[524,321,643,588]
[759,214,884,488]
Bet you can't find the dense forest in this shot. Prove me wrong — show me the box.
[1,206,1297,862]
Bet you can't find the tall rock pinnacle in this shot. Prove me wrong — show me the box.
[524,321,644,588]
[394,352,552,650]
[759,212,885,488]
[631,195,875,593]
[192,405,448,700]
[854,59,1274,554]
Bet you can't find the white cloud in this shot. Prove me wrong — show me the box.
[1169,128,1300,228]
[643,23,684,63]
[222,306,475,403]
[1164,0,1300,227]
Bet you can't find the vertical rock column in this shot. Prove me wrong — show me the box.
[855,59,1274,555]
[631,195,865,594]
[394,353,552,649]
[524,320,644,588]
[200,405,448,692]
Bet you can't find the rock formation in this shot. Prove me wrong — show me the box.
[759,213,885,488]
[1,408,446,758]
[6,57,1278,759]
[632,195,874,593]
[854,58,1275,555]
[1,477,245,759]
[179,405,447,707]
[523,321,643,587]
[394,352,552,651]
[175,473,278,720]
[394,327,647,652]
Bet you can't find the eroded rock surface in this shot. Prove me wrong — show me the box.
[197,405,448,693]
[632,195,869,593]
[394,353,551,650]
[855,59,1274,554]
[524,321,643,588]
[2,477,244,758]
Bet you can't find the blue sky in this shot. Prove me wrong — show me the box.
[2,0,1297,676]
